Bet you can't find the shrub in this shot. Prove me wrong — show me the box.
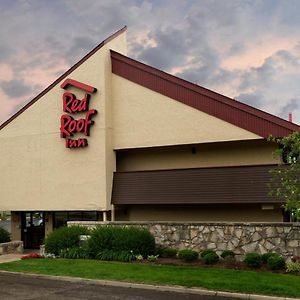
[261,252,277,264]
[147,254,159,262]
[203,251,219,265]
[286,262,300,273]
[0,226,10,243]
[221,250,235,259]
[45,226,89,256]
[95,249,135,262]
[159,247,178,258]
[267,255,286,270]
[177,249,198,262]
[60,246,89,259]
[135,254,144,261]
[200,249,215,258]
[244,252,262,268]
[88,226,155,259]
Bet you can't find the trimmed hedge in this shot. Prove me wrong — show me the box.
[45,226,89,256]
[244,252,262,268]
[177,249,198,262]
[156,247,178,258]
[221,250,235,259]
[261,252,277,264]
[87,226,155,259]
[200,249,215,258]
[267,255,286,270]
[203,251,219,265]
[0,226,10,243]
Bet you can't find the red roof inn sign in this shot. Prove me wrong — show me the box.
[60,79,97,148]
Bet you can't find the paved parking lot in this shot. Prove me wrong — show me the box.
[0,272,237,300]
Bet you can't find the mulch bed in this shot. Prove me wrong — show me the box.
[140,257,289,274]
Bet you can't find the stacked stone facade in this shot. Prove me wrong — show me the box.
[69,221,300,260]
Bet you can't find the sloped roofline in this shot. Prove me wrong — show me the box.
[1,26,299,138]
[0,26,127,131]
[111,50,299,138]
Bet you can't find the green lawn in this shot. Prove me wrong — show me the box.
[0,259,300,298]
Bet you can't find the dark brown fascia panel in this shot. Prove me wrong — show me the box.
[111,50,300,138]
[0,26,127,131]
[111,164,283,205]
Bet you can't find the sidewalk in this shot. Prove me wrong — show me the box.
[0,253,22,264]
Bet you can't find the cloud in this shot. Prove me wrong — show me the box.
[235,92,264,108]
[1,0,300,126]
[279,98,300,120]
[1,79,33,98]
[137,28,190,70]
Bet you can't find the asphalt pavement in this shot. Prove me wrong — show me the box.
[0,272,240,300]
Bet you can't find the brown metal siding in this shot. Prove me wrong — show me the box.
[111,50,299,138]
[112,165,282,205]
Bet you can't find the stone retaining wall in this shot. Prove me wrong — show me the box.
[68,221,300,260]
[0,241,23,255]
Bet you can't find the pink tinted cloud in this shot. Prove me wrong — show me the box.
[221,36,298,70]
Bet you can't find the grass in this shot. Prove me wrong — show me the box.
[0,259,300,298]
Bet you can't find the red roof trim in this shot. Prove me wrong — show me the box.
[0,26,127,131]
[111,50,299,138]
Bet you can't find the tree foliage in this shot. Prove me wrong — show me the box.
[268,132,300,221]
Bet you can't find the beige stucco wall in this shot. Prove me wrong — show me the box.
[0,31,127,211]
[112,75,262,150]
[117,140,279,172]
[0,29,279,217]
[122,204,283,222]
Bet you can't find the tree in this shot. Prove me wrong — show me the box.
[268,132,300,221]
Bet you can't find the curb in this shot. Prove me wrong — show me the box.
[0,270,299,300]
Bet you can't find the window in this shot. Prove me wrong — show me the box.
[53,211,99,229]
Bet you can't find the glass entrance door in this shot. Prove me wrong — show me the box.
[21,212,45,249]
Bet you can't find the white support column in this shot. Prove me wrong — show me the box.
[103,211,107,222]
[111,204,115,222]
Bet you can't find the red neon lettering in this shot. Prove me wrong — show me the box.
[63,93,90,113]
[76,119,85,132]
[60,110,97,138]
[60,114,73,138]
[60,79,97,149]
[84,109,97,136]
[66,138,88,148]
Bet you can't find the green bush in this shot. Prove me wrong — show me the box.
[0,226,10,243]
[177,249,198,262]
[261,252,277,263]
[147,254,159,262]
[95,249,135,262]
[286,262,300,273]
[267,255,286,270]
[45,226,89,255]
[200,249,215,258]
[244,252,262,268]
[203,251,219,265]
[221,250,235,259]
[88,226,155,259]
[159,247,178,258]
[60,246,89,259]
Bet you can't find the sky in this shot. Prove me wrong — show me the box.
[0,0,300,125]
